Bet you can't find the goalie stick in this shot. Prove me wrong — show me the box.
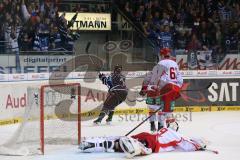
[125,82,213,136]
[127,82,213,102]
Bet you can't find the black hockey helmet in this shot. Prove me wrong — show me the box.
[114,65,122,74]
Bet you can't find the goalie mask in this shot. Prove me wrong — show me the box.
[119,137,141,158]
[119,137,152,158]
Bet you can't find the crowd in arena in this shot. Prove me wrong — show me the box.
[0,0,239,58]
[118,0,239,55]
[0,0,83,54]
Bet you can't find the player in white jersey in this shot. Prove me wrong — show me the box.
[140,48,183,131]
[79,127,207,158]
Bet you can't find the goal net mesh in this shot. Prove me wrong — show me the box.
[0,83,81,155]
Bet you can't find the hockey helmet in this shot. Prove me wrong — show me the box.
[114,65,122,73]
[160,48,171,57]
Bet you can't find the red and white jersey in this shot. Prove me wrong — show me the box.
[132,128,201,153]
[151,59,183,89]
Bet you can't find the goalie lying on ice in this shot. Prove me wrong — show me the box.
[79,127,207,158]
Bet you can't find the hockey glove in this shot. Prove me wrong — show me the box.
[139,90,146,96]
[99,73,104,79]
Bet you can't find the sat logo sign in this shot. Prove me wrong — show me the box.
[208,82,239,102]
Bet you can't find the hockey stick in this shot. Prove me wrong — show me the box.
[85,41,91,54]
[125,82,213,136]
[85,41,104,71]
[125,105,162,136]
[181,82,213,92]
[201,148,219,154]
[127,82,213,102]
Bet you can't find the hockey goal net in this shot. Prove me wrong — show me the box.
[0,83,81,155]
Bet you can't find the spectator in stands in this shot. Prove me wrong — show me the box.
[218,0,232,22]
[231,3,240,21]
[160,11,173,27]
[230,21,239,42]
[215,25,223,47]
[199,32,211,49]
[19,29,33,51]
[186,33,201,51]
[176,30,188,50]
[124,1,132,16]
[72,4,81,12]
[4,19,22,54]
[58,13,72,51]
[96,4,107,13]
[197,21,208,39]
[18,19,35,51]
[21,0,36,23]
[208,10,221,24]
[150,0,161,17]
[172,12,185,28]
[152,11,161,27]
[0,0,84,54]
[118,0,239,57]
[33,16,50,51]
[158,24,173,49]
[49,24,61,51]
[134,4,146,23]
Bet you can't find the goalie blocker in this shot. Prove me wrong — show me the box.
[79,127,207,158]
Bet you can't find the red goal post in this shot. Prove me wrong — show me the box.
[39,83,81,154]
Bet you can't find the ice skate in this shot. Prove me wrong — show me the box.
[79,141,94,152]
[93,118,102,125]
[106,120,112,125]
[93,112,106,125]
[106,111,114,125]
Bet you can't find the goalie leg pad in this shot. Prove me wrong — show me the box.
[79,137,117,153]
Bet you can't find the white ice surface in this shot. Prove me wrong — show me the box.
[1,111,240,160]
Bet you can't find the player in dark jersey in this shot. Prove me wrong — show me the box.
[93,65,128,125]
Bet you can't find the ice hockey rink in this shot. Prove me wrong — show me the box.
[0,111,240,160]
